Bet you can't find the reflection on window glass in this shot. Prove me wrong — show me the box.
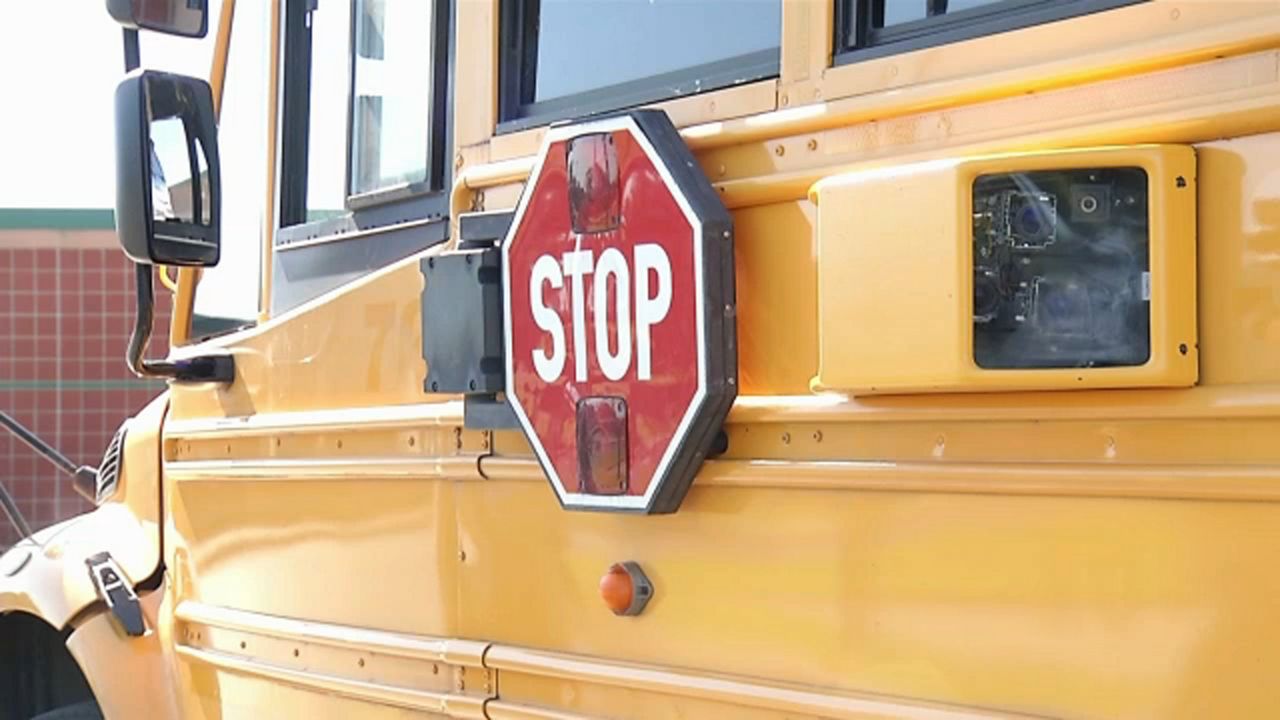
[948,0,1008,11]
[881,0,1006,27]
[530,0,780,103]
[882,0,926,26]
[351,0,434,196]
[306,0,351,219]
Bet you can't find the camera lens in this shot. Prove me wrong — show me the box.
[973,273,1001,321]
[1012,203,1048,241]
[1069,184,1111,223]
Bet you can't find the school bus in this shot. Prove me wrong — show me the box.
[7,0,1280,717]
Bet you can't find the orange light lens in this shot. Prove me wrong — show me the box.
[599,563,633,614]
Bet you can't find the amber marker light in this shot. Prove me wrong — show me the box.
[600,561,653,616]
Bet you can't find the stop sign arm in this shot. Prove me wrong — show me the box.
[421,110,737,514]
[503,110,739,514]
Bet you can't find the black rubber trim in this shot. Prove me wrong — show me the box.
[458,211,515,249]
[421,248,504,395]
[277,0,313,227]
[628,110,737,515]
[455,211,521,431]
[464,394,521,430]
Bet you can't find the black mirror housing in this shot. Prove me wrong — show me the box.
[106,0,208,38]
[114,69,221,267]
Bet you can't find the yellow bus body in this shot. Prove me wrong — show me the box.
[12,1,1280,718]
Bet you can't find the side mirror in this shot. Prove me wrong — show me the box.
[114,69,221,267]
[106,0,208,38]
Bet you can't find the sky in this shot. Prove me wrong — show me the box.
[0,1,219,209]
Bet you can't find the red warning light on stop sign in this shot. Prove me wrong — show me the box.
[502,112,737,514]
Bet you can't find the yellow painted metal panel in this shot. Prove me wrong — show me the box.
[734,202,820,394]
[1195,133,1280,386]
[166,478,460,635]
[168,257,432,420]
[67,588,182,719]
[455,479,1280,719]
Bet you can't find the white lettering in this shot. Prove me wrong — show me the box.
[561,249,595,382]
[530,255,566,382]
[528,244,675,384]
[633,243,672,381]
[593,248,631,381]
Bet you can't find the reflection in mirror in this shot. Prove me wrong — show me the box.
[149,117,184,221]
[149,116,210,224]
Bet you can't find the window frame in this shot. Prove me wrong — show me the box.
[833,0,1147,66]
[345,0,452,207]
[271,0,454,316]
[497,0,782,134]
[277,0,452,228]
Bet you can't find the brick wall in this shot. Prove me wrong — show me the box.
[0,211,170,547]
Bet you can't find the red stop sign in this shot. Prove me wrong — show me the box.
[502,112,736,514]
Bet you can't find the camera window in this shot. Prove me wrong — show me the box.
[972,167,1151,369]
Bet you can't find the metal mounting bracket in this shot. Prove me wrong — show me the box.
[86,552,146,637]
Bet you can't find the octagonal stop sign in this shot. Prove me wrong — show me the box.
[502,111,737,514]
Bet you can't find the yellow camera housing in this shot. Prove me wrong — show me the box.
[809,146,1197,395]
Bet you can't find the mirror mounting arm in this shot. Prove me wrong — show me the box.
[127,265,235,384]
[123,27,139,72]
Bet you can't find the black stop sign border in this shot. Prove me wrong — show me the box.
[501,109,737,515]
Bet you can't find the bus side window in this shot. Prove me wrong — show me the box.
[498,0,783,131]
[350,0,435,197]
[290,0,351,225]
[834,0,1147,63]
[279,0,449,227]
